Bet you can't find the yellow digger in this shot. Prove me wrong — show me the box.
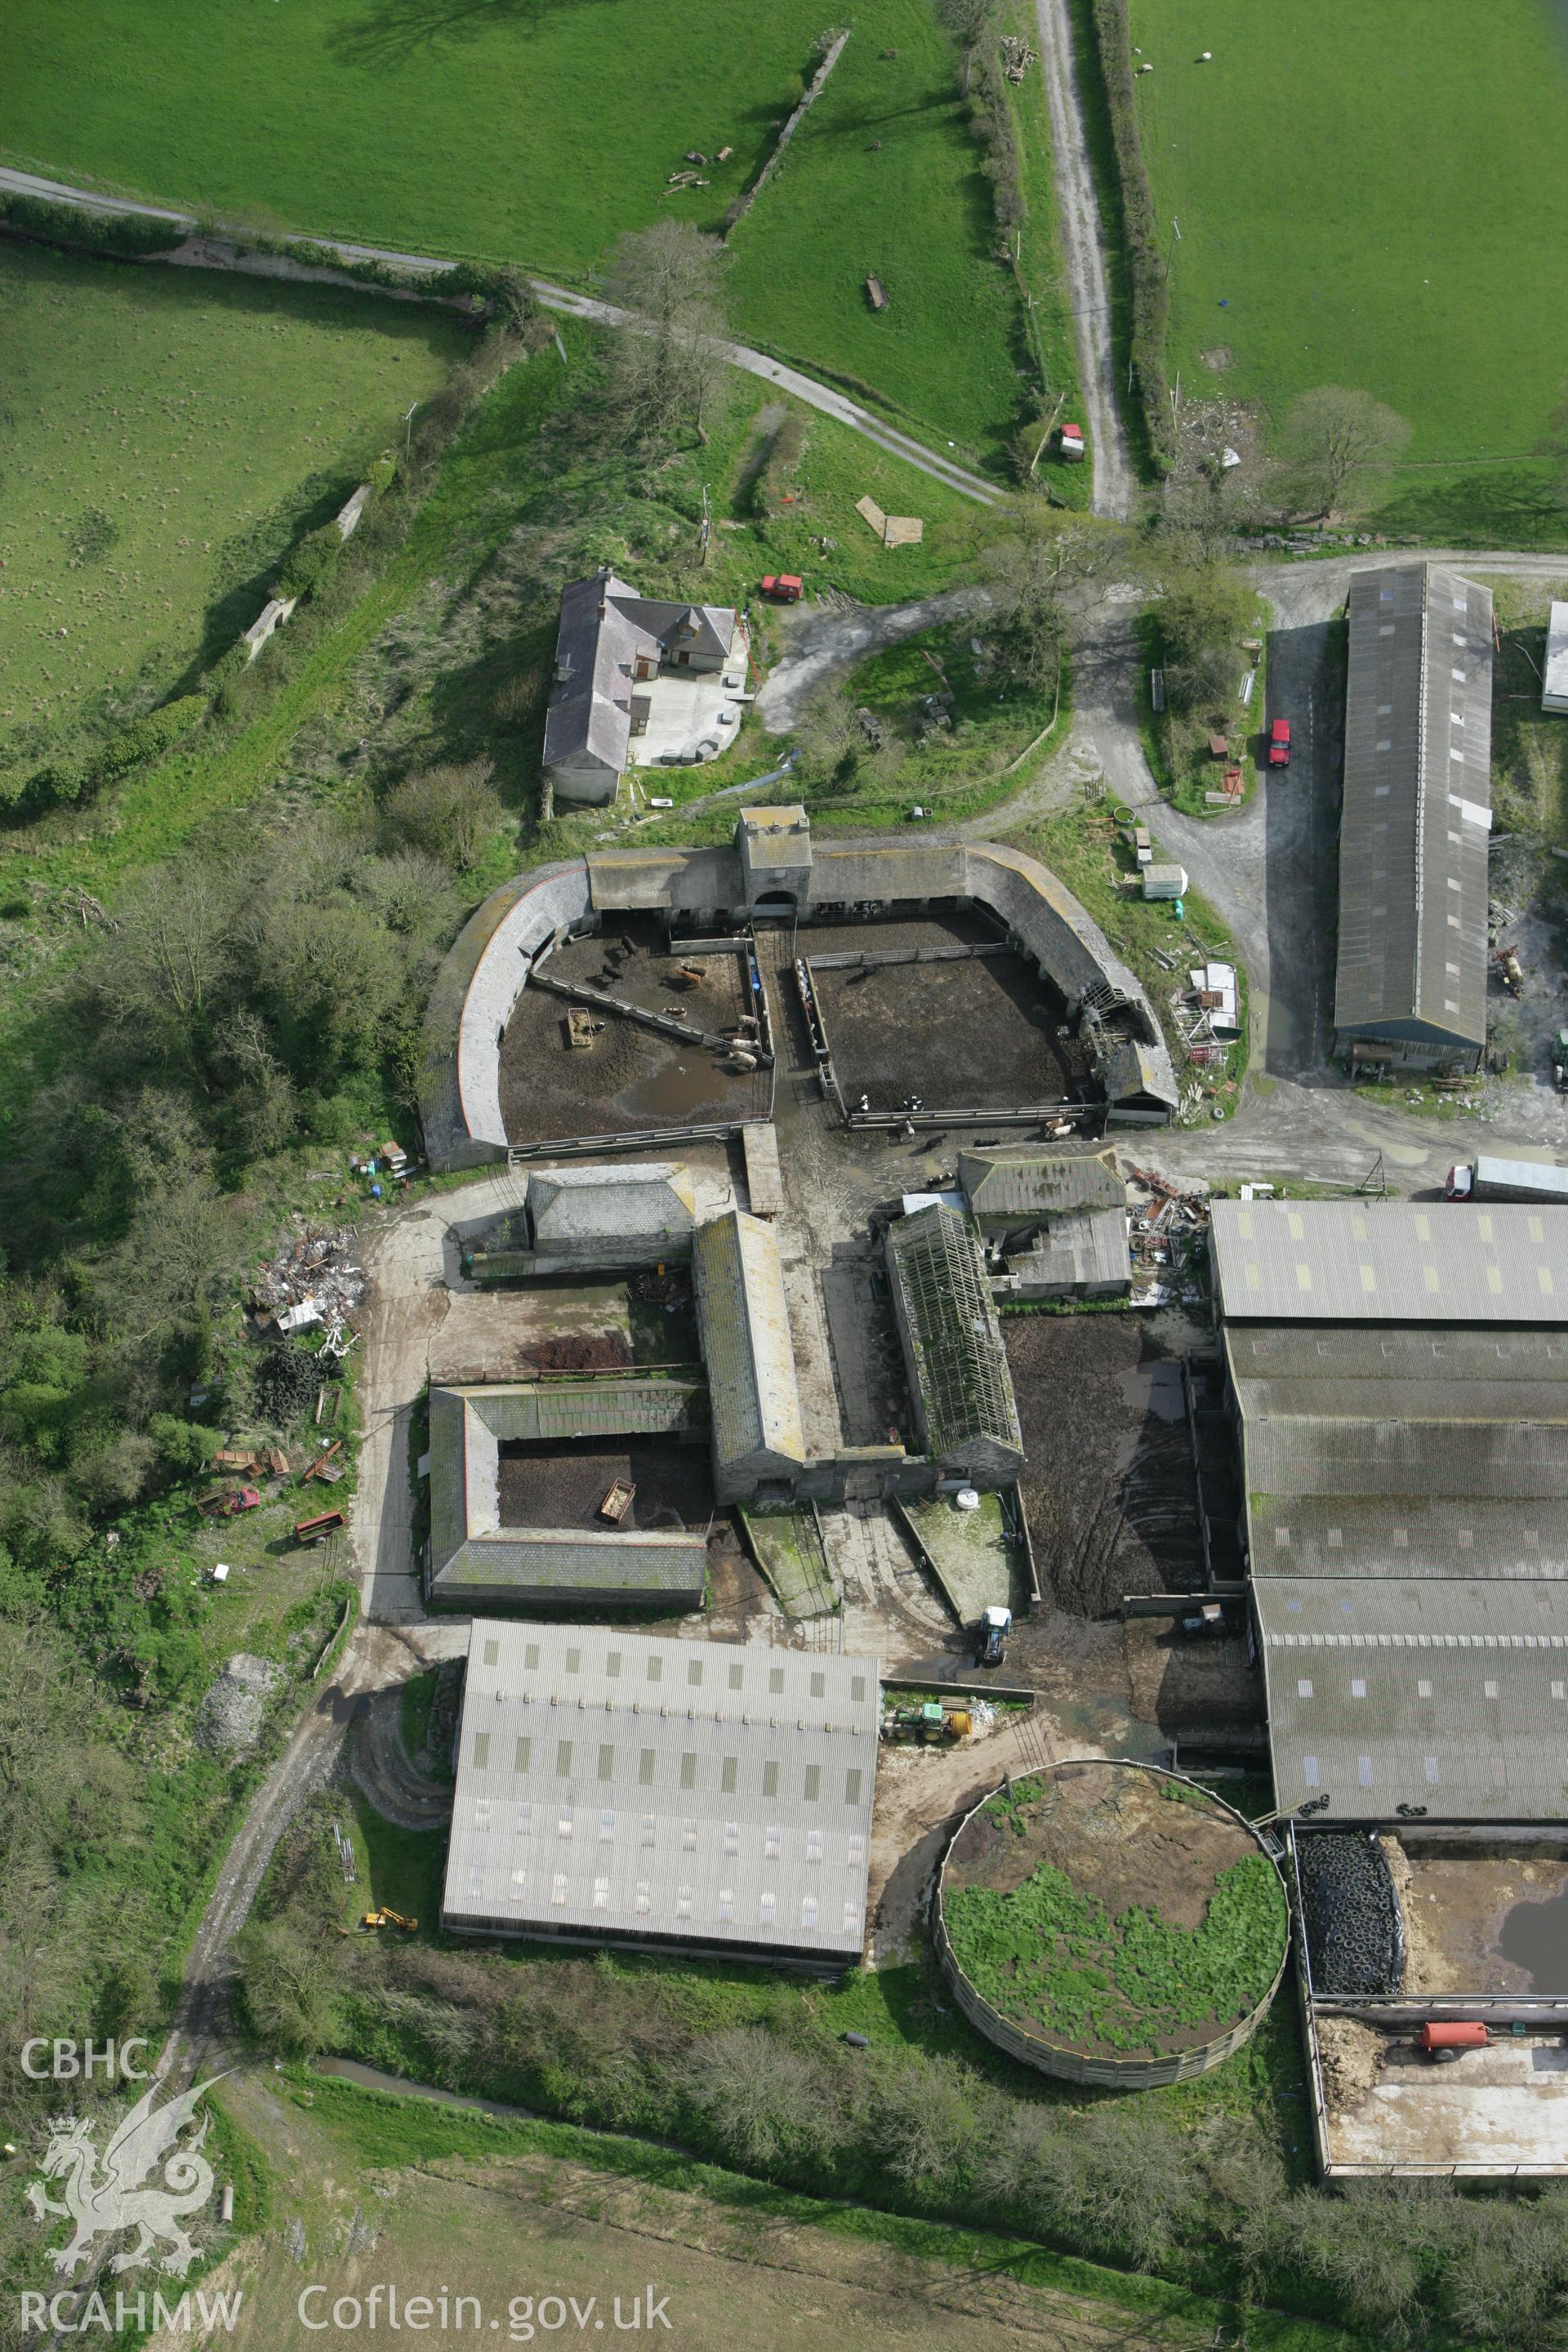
[361,1908,417,1933]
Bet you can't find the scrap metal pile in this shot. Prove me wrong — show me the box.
[1126,1166,1209,1308]
[250,1223,364,1348]
[1295,1831,1405,1996]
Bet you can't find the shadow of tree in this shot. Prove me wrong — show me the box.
[330,0,617,69]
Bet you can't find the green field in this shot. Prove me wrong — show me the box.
[1127,0,1568,536]
[0,239,464,773]
[3,0,1039,454]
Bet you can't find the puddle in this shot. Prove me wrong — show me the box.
[624,1058,734,1120]
[1498,1888,1568,1993]
[1116,1362,1186,1422]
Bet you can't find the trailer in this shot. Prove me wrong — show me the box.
[1446,1156,1568,1205]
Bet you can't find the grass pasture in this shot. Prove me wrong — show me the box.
[1126,0,1568,540]
[3,0,1040,455]
[0,238,464,777]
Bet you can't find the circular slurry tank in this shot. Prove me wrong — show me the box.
[935,1758,1290,2087]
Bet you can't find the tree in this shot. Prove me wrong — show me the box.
[94,862,235,1063]
[983,503,1108,697]
[1273,385,1410,521]
[235,1919,341,2056]
[383,760,501,873]
[1158,562,1256,718]
[604,221,731,448]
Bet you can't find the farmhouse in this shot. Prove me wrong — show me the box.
[543,570,745,804]
[885,1203,1024,1481]
[1209,1200,1568,1819]
[1333,564,1494,1073]
[440,1619,880,1966]
[466,1162,697,1280]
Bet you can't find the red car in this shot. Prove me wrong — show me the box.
[760,574,803,604]
[1267,717,1291,768]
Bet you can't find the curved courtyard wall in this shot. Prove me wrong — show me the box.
[418,837,1178,1167]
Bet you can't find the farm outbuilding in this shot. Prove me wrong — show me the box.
[1334,565,1494,1071]
[441,1619,880,1966]
[884,1203,1024,1481]
[466,1162,697,1280]
[693,1209,808,1501]
[959,1148,1130,1300]
[1209,1200,1568,1824]
[425,1378,711,1611]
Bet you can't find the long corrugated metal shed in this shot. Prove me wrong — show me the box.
[1255,1577,1568,1819]
[441,1621,880,1962]
[1210,1200,1568,1324]
[1334,564,1493,1055]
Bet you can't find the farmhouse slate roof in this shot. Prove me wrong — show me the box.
[543,572,737,782]
[1334,564,1493,1052]
[441,1621,880,1961]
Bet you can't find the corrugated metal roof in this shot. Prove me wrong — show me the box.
[741,1122,785,1216]
[959,1146,1124,1218]
[1211,1200,1568,1324]
[1250,1493,1568,1582]
[885,1204,1022,1458]
[441,1620,879,1958]
[1255,1576,1568,1818]
[693,1211,806,1470]
[528,1162,696,1245]
[1334,564,1493,1050]
[1005,1208,1131,1292]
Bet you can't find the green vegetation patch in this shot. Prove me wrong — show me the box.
[7,0,1033,452]
[0,239,464,782]
[1126,0,1568,540]
[946,1838,1287,2057]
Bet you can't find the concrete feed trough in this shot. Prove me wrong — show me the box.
[935,1757,1288,2087]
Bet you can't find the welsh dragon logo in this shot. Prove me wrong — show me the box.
[27,2074,223,2277]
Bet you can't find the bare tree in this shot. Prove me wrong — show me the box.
[1273,385,1410,522]
[604,221,731,449]
[984,503,1111,697]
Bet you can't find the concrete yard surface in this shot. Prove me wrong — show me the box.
[897,1489,1018,1624]
[1325,2034,1568,2175]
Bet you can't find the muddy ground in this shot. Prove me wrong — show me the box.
[1384,1835,1568,1997]
[497,1437,715,1534]
[947,1757,1258,1930]
[1005,1308,1208,1612]
[805,913,1089,1111]
[500,915,768,1143]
